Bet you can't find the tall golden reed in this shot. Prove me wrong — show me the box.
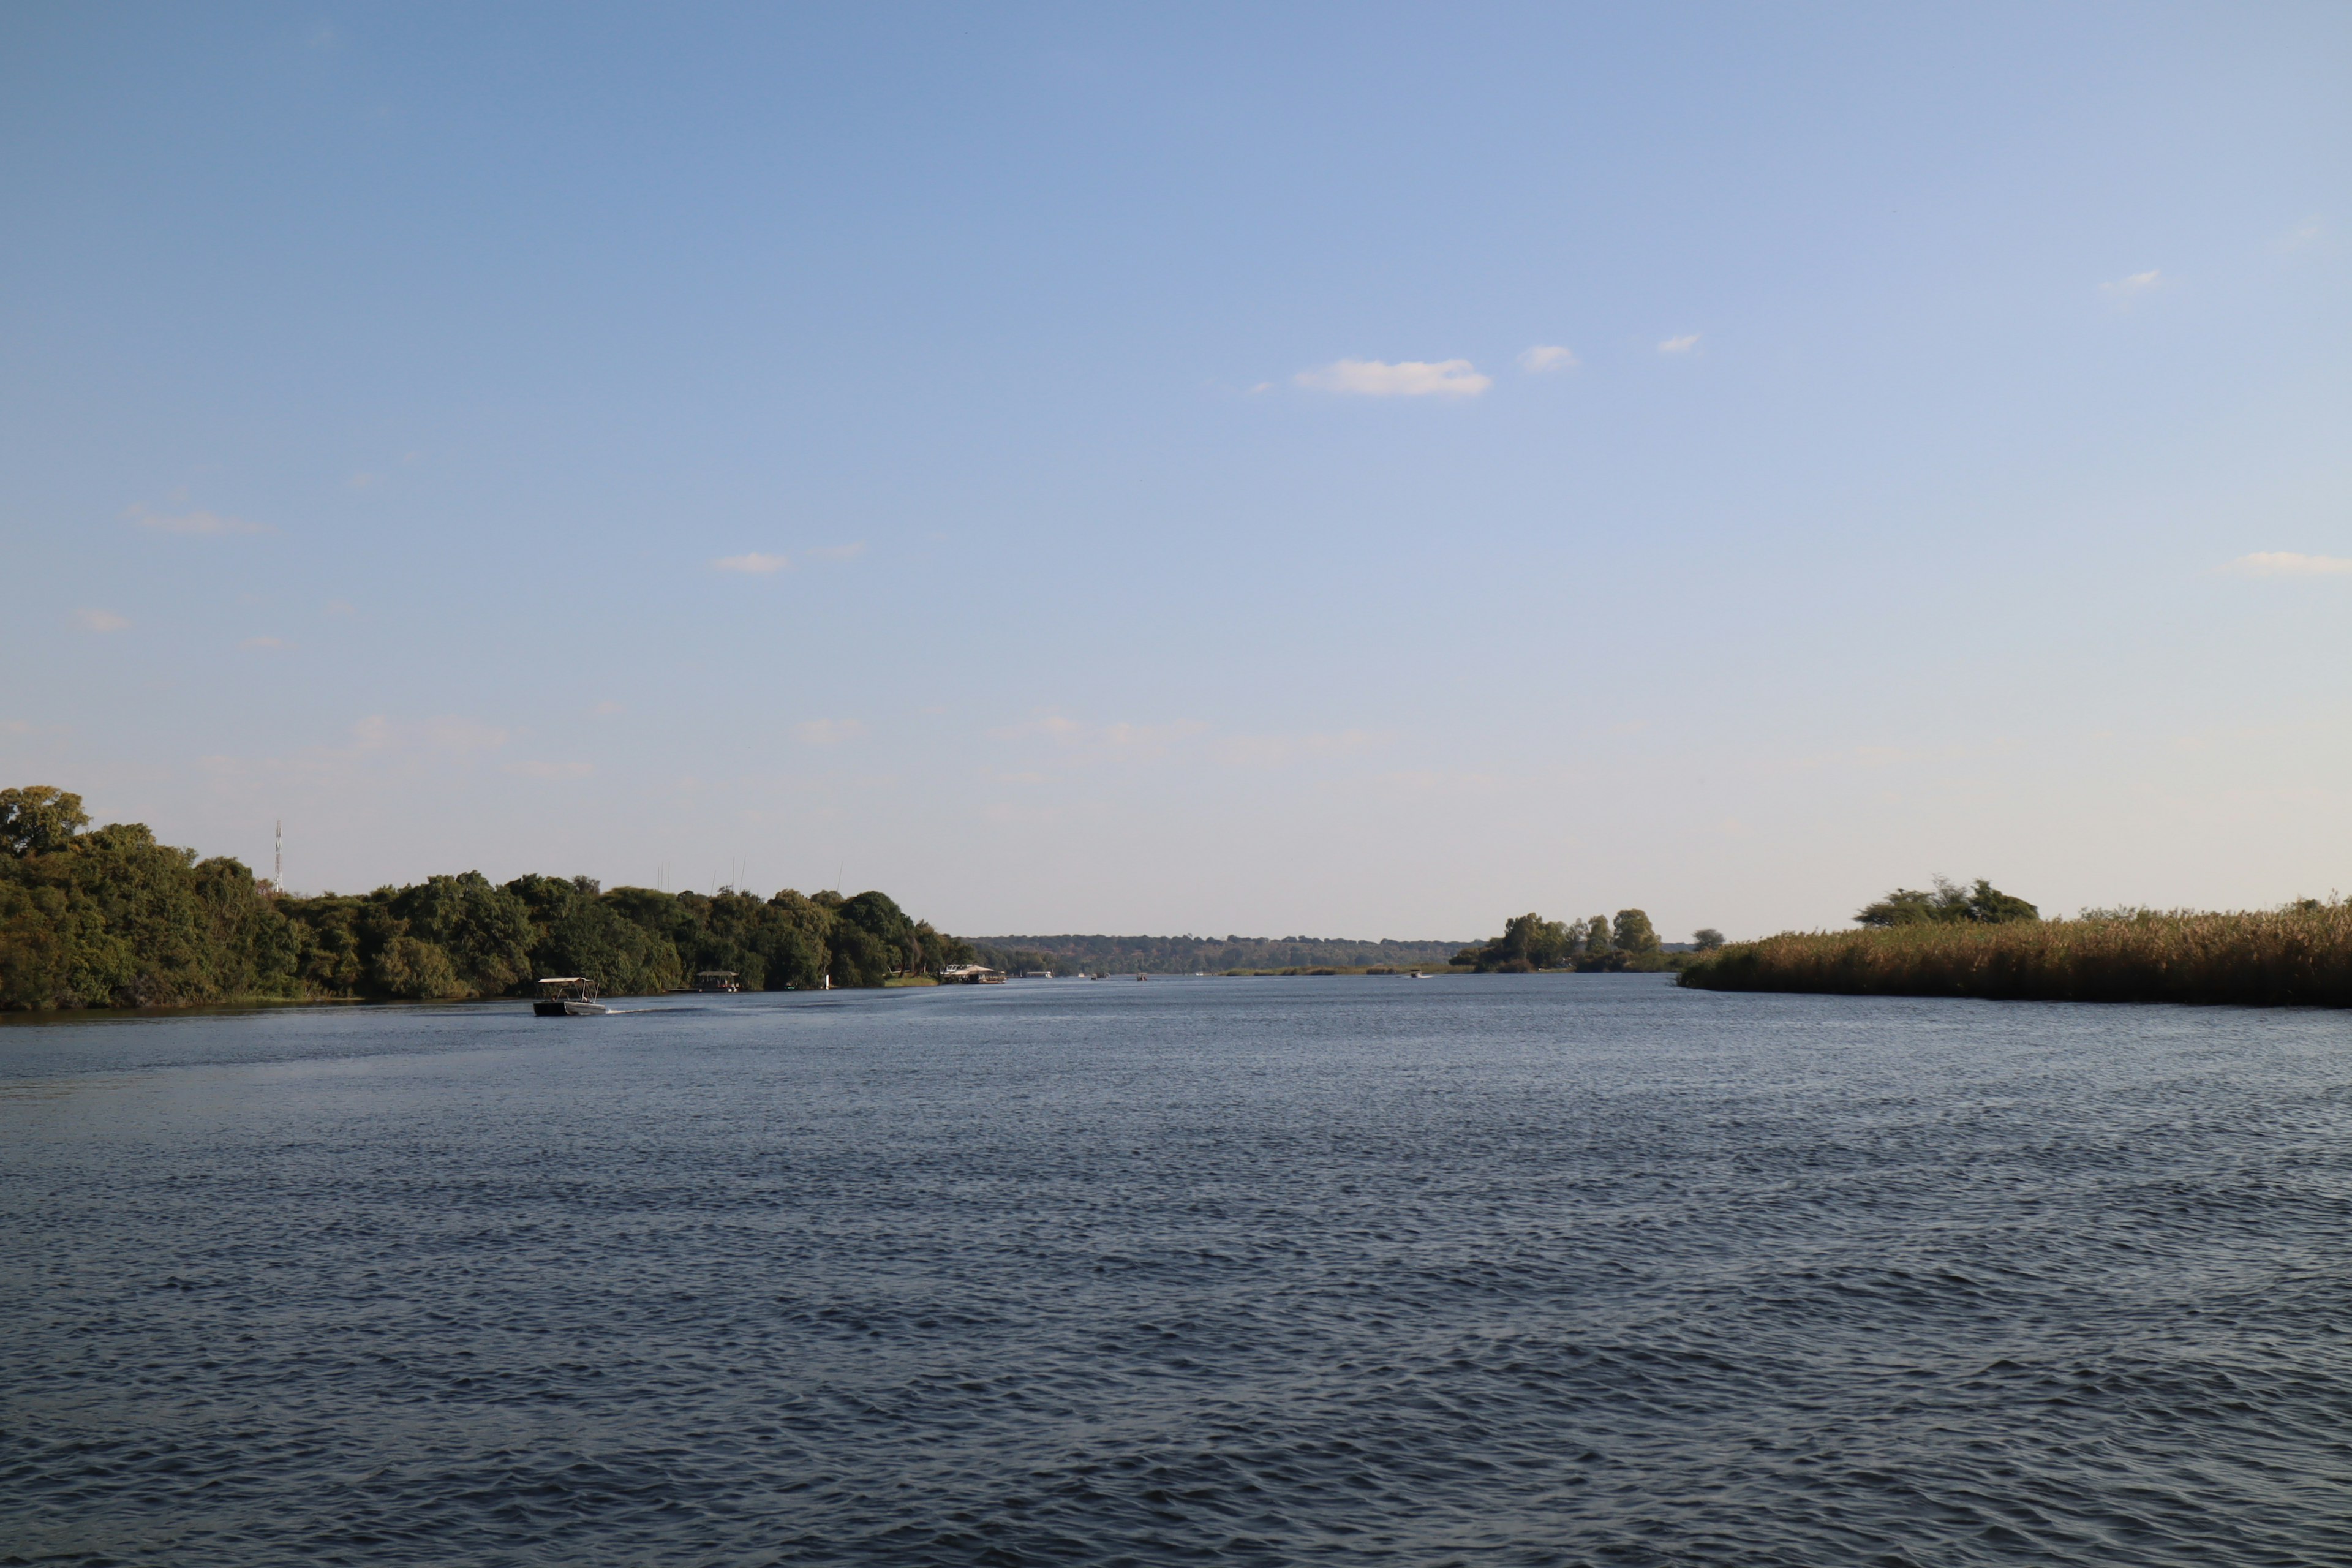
[1678,903,2352,1007]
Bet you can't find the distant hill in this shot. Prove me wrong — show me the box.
[966,934,1469,975]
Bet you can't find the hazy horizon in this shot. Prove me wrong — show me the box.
[7,4,2349,942]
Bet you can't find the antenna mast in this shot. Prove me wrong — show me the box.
[274,820,282,892]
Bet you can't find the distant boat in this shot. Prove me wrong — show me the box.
[1136,973,1148,981]
[533,976,609,1016]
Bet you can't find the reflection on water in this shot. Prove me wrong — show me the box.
[2,976,2348,1565]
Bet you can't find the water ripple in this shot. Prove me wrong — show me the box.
[2,978,2348,1565]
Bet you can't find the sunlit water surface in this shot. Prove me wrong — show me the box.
[3,975,2348,1566]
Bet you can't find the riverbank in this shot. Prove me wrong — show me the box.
[1678,902,2352,1007]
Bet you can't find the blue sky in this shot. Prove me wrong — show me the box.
[6,2,2348,940]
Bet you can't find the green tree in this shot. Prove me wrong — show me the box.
[0,786,89,857]
[1572,915,1616,971]
[1611,908,1664,970]
[834,890,917,978]
[1857,876,2038,927]
[1692,927,1726,951]
[390,872,536,995]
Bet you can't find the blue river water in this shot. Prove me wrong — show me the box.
[2,974,2348,1566]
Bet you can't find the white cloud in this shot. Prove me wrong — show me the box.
[2221,552,2352,577]
[125,505,268,535]
[807,542,865,562]
[713,551,790,574]
[795,718,868,745]
[2100,269,2163,302]
[2279,217,2323,252]
[1247,381,1273,394]
[1294,358,1492,398]
[1518,345,1579,373]
[590,700,625,717]
[75,608,129,632]
[501,760,594,779]
[1657,334,1702,355]
[239,636,288,650]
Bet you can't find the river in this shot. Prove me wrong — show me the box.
[2,974,2346,1565]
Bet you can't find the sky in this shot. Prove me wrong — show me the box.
[4,2,2349,942]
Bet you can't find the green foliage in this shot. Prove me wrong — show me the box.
[1855,876,2038,927]
[0,805,301,1008]
[1692,928,1727,951]
[1610,909,1663,970]
[1457,913,1577,973]
[0,784,959,1010]
[0,786,90,858]
[1679,898,2352,1006]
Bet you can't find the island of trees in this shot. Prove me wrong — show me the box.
[0,786,973,1011]
[1450,909,1698,972]
[1678,876,2352,1008]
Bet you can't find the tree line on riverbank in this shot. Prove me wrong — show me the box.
[1452,908,1710,972]
[1678,876,2352,1006]
[0,786,971,1010]
[968,933,1468,976]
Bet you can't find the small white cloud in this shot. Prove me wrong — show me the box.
[2221,552,2352,577]
[2100,269,2163,302]
[590,700,625,717]
[348,472,383,489]
[323,598,358,617]
[1247,381,1273,394]
[807,542,865,562]
[2279,217,2323,252]
[794,718,867,746]
[502,760,594,779]
[1657,334,1702,355]
[1294,358,1492,398]
[713,551,790,574]
[351,715,394,750]
[76,608,129,632]
[239,636,288,650]
[125,505,269,535]
[1518,345,1579,373]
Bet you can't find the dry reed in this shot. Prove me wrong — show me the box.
[1677,903,2352,1008]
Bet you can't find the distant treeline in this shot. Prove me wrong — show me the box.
[1677,875,2352,1007]
[1453,908,1713,973]
[968,934,1468,976]
[0,786,971,1011]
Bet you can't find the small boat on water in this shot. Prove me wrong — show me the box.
[533,976,609,1017]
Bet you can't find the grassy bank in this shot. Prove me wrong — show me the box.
[1678,902,2352,1008]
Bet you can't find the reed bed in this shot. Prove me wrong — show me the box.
[1678,902,2352,1008]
